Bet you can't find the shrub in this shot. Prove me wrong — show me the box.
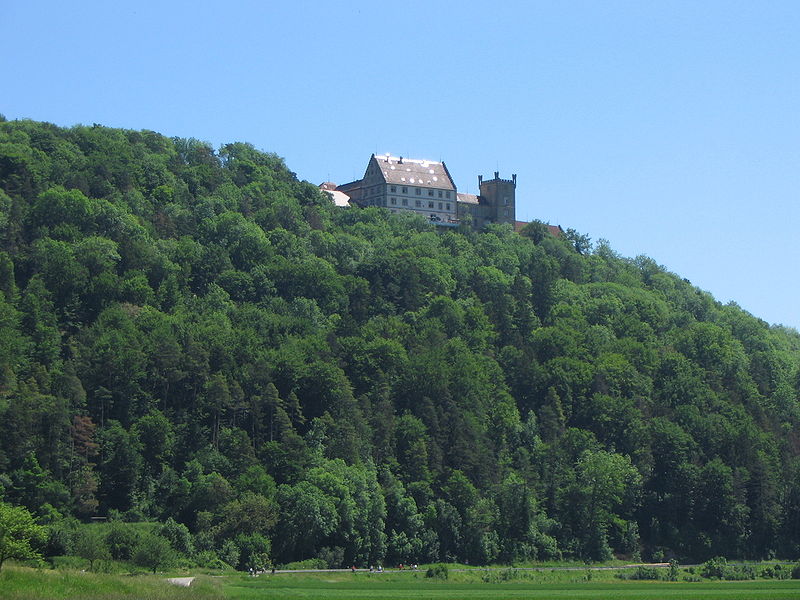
[280,558,326,570]
[426,564,449,579]
[44,521,77,557]
[105,521,139,560]
[701,556,728,579]
[667,559,680,582]
[317,545,344,569]
[194,550,231,570]
[218,539,239,570]
[619,566,661,580]
[235,533,271,571]
[723,565,755,581]
[791,562,800,579]
[160,518,194,556]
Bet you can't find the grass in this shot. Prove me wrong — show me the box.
[222,570,800,600]
[0,566,225,600]
[4,562,800,600]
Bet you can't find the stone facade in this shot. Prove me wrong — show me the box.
[324,154,516,230]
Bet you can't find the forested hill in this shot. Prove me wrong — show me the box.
[1,118,799,569]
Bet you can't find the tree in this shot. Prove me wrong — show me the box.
[564,449,642,560]
[132,532,174,573]
[0,502,46,571]
[74,526,110,572]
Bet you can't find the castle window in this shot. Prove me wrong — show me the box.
[402,187,407,194]
[446,203,451,210]
[445,191,451,198]
[391,185,396,192]
[504,196,509,205]
[438,190,443,198]
[390,197,396,205]
[402,198,408,206]
[415,200,422,207]
[428,189,434,197]
[428,201,434,208]
[416,188,421,196]
[438,202,443,210]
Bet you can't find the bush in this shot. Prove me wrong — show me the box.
[44,521,77,557]
[235,533,271,571]
[426,564,449,579]
[194,550,231,570]
[618,566,661,580]
[317,545,344,569]
[280,558,327,570]
[792,562,800,580]
[723,565,755,581]
[218,539,239,569]
[701,556,728,579]
[160,518,194,556]
[667,559,680,582]
[105,521,140,560]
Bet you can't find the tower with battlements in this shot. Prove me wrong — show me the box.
[478,172,517,227]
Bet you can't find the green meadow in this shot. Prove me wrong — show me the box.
[0,566,224,600]
[221,570,800,600]
[3,565,800,600]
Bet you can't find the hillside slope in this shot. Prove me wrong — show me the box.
[1,118,799,566]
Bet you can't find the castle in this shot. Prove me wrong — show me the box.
[320,153,516,230]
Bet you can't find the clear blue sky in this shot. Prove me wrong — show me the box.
[3,1,799,328]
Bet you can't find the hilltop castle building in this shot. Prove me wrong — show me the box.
[321,153,516,230]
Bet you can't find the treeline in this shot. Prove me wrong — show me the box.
[1,117,799,568]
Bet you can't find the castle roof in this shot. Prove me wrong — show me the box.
[318,183,352,207]
[370,154,455,190]
[457,193,480,205]
[514,220,563,237]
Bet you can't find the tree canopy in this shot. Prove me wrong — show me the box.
[1,118,799,567]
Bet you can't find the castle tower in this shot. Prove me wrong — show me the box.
[478,171,516,226]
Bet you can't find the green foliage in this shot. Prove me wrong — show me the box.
[425,563,449,579]
[0,502,46,571]
[618,566,661,580]
[2,117,800,570]
[72,526,109,571]
[701,556,729,579]
[131,532,174,573]
[0,567,226,599]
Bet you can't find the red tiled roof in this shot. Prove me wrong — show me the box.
[514,220,563,237]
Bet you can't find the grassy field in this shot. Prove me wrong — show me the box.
[0,566,225,600]
[222,571,800,600]
[4,564,800,600]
